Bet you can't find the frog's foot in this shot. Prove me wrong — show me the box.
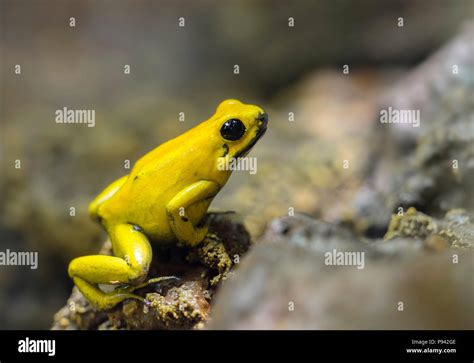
[76,277,180,309]
[72,277,145,310]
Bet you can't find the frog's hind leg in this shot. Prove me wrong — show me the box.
[68,223,152,310]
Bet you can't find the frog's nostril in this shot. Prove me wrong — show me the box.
[258,112,268,126]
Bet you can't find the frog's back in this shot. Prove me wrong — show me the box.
[97,124,223,241]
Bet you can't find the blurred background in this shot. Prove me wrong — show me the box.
[1,0,473,329]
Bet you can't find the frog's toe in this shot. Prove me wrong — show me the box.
[150,276,181,285]
[113,284,135,294]
[132,275,181,292]
[193,225,209,245]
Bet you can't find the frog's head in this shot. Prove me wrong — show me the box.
[211,99,268,160]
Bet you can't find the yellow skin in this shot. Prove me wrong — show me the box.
[68,99,268,310]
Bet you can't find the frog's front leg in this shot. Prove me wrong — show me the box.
[166,180,220,247]
[68,223,152,310]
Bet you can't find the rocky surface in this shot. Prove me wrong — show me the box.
[209,212,474,329]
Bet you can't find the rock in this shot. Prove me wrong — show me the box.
[51,287,109,330]
[208,214,474,329]
[384,207,474,249]
[51,213,250,330]
[106,280,210,330]
[351,24,474,235]
[186,212,251,286]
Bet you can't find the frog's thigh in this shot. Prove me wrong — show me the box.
[68,224,152,309]
[68,224,152,285]
[68,255,140,284]
[109,223,153,283]
[166,180,219,247]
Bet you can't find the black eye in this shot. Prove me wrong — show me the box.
[220,119,246,141]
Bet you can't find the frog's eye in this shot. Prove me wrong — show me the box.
[220,119,246,141]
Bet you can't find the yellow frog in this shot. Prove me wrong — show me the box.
[68,99,268,310]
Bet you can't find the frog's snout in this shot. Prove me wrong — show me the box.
[256,112,268,137]
[257,112,268,128]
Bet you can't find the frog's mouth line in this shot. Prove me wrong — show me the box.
[235,122,267,158]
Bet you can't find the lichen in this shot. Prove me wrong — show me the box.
[384,207,438,241]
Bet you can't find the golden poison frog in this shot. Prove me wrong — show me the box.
[68,99,268,309]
